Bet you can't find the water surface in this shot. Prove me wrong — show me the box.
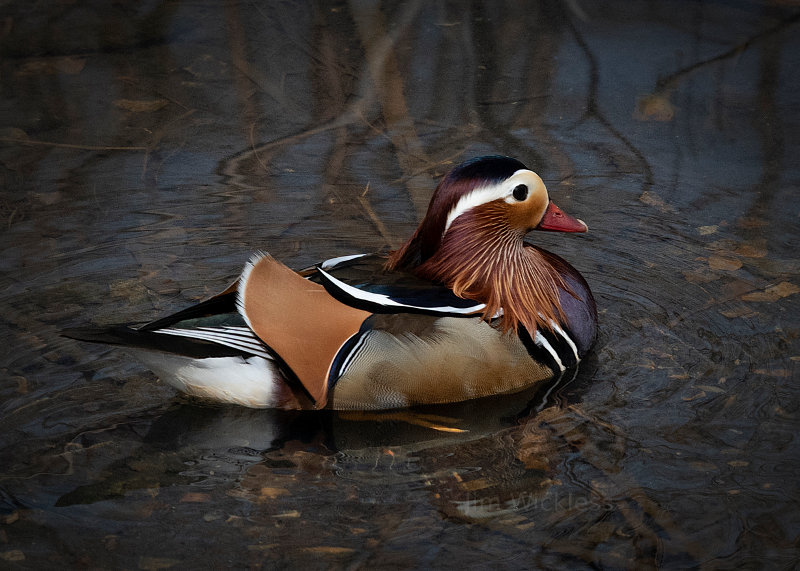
[1,1,798,568]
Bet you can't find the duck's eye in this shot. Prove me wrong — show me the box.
[512,184,528,201]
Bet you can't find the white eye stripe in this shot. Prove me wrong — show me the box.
[443,183,508,234]
[442,169,544,235]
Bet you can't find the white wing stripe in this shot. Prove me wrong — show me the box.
[163,332,269,358]
[319,253,368,270]
[157,328,261,350]
[156,327,273,360]
[317,267,486,315]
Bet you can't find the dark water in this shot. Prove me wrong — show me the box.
[1,1,799,568]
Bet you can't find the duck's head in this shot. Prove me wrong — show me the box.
[388,155,586,269]
[387,156,587,333]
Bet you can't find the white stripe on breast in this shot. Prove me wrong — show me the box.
[551,321,580,363]
[534,330,565,372]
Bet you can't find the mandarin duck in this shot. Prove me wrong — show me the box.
[67,156,597,410]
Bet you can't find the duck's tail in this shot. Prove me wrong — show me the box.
[62,324,252,359]
[63,324,294,408]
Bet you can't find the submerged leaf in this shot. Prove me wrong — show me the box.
[752,368,791,378]
[683,390,707,401]
[766,281,800,298]
[18,56,85,75]
[737,216,768,229]
[719,305,758,319]
[258,487,290,499]
[303,547,356,555]
[694,385,726,394]
[179,492,210,503]
[683,268,718,284]
[639,190,675,213]
[735,242,767,258]
[1,550,25,562]
[635,94,675,121]
[690,461,717,472]
[741,281,799,302]
[708,255,742,271]
[138,557,180,570]
[114,98,170,112]
[109,279,150,303]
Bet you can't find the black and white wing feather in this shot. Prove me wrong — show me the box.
[311,253,488,317]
